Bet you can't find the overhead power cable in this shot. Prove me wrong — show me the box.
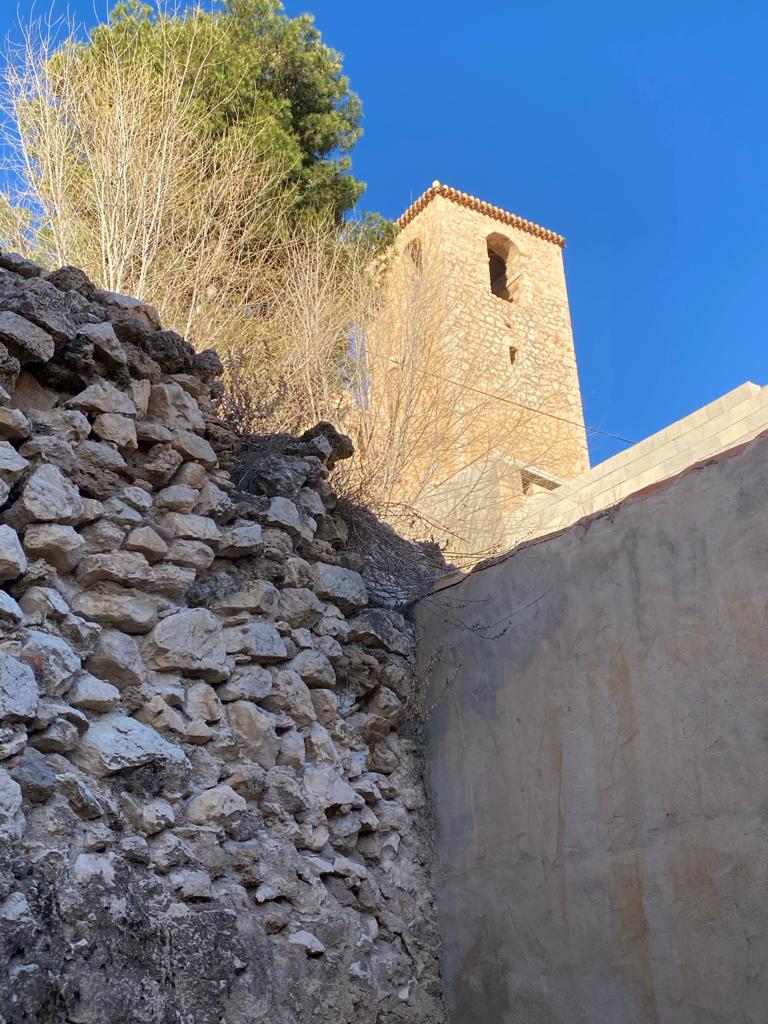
[384,357,637,448]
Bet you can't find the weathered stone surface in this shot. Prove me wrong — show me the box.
[217,665,272,702]
[72,589,158,634]
[287,650,336,689]
[346,609,412,656]
[30,716,80,753]
[277,587,324,628]
[66,381,137,416]
[261,669,316,727]
[288,930,325,956]
[77,551,150,589]
[186,784,245,827]
[0,524,27,580]
[0,310,54,363]
[218,523,263,557]
[213,580,279,616]
[0,405,30,440]
[145,609,227,681]
[67,672,121,713]
[0,441,28,484]
[0,652,38,721]
[23,523,85,571]
[20,630,80,697]
[227,701,280,769]
[0,263,443,1024]
[172,429,217,467]
[0,767,23,838]
[222,621,287,663]
[0,590,23,624]
[125,525,168,561]
[185,681,223,723]
[86,628,143,688]
[158,512,220,543]
[166,539,215,569]
[11,745,54,803]
[156,484,198,512]
[312,562,368,613]
[92,412,138,449]
[72,712,190,777]
[10,464,84,525]
[76,321,126,367]
[19,585,69,621]
[147,382,204,432]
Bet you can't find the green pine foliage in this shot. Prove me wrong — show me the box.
[91,0,365,220]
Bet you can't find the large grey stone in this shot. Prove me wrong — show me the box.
[222,622,287,663]
[20,630,80,697]
[0,310,54,363]
[286,650,336,689]
[261,669,316,727]
[67,672,120,713]
[71,589,158,634]
[77,551,151,588]
[65,382,137,416]
[147,383,204,432]
[10,464,84,526]
[0,524,26,581]
[0,651,38,720]
[311,562,368,613]
[72,712,190,778]
[144,609,227,682]
[76,322,126,367]
[0,441,28,483]
[85,628,144,688]
[227,701,280,769]
[0,768,23,838]
[186,784,245,827]
[23,522,86,572]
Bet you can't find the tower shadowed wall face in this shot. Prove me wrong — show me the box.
[366,184,589,558]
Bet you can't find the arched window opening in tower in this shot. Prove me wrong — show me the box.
[486,233,522,302]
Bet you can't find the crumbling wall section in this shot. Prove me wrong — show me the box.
[0,253,443,1024]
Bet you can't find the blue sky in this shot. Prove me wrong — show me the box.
[2,1,767,463]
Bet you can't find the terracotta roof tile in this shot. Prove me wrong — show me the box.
[397,182,566,248]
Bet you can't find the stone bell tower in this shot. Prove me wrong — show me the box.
[368,182,589,556]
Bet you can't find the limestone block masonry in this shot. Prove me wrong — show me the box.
[0,255,444,1023]
[391,184,590,551]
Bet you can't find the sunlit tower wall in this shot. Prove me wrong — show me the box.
[365,182,590,558]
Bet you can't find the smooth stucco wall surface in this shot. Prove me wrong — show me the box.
[414,434,768,1024]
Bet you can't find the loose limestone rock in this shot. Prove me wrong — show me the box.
[23,523,86,572]
[71,712,191,778]
[186,784,246,827]
[65,381,137,416]
[71,589,158,634]
[222,621,287,663]
[0,310,54,363]
[311,562,368,613]
[67,672,121,713]
[0,524,27,581]
[145,608,228,682]
[9,464,84,526]
[0,651,38,721]
[85,628,143,688]
[227,701,280,769]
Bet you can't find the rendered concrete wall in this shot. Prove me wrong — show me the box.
[414,432,768,1024]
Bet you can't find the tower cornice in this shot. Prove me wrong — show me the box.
[397,181,566,248]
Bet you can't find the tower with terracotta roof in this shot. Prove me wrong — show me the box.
[363,182,589,557]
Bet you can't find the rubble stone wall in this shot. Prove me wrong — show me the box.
[0,253,443,1024]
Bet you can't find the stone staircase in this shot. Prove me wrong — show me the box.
[516,381,768,541]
